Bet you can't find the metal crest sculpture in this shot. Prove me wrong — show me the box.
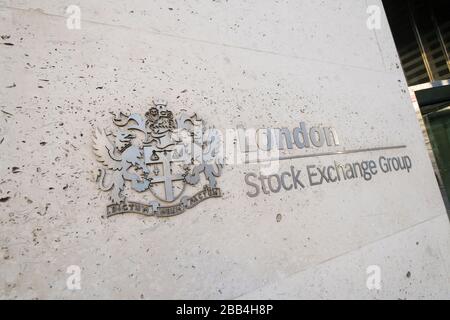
[93,100,223,218]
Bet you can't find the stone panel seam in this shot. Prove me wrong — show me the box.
[234,212,449,299]
[1,5,398,75]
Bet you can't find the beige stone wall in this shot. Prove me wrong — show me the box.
[0,1,448,299]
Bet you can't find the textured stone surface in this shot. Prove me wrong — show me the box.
[0,1,449,299]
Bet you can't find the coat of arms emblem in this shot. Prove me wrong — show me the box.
[93,100,223,217]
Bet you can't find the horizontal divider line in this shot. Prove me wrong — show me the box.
[245,145,408,164]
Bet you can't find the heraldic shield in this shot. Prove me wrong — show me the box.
[93,100,223,218]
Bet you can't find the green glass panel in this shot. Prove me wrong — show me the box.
[424,107,450,204]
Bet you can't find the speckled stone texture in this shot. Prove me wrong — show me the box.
[0,1,449,299]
